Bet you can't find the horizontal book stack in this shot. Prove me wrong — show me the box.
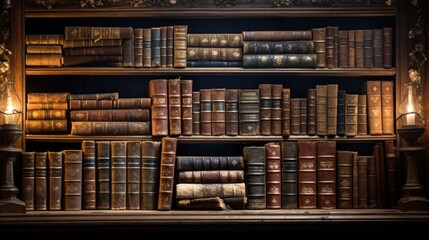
[242,30,317,68]
[186,33,243,67]
[25,34,64,67]
[69,92,151,135]
[175,155,247,210]
[26,92,69,134]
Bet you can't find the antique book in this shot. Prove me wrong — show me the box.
[211,88,226,136]
[96,140,111,210]
[69,92,119,100]
[243,146,266,209]
[26,120,68,134]
[192,91,201,135]
[27,110,67,120]
[25,34,64,45]
[168,78,182,135]
[160,26,167,67]
[242,30,313,41]
[338,30,349,68]
[167,25,174,67]
[27,92,69,103]
[385,140,398,208]
[63,46,123,56]
[327,84,338,137]
[126,141,141,210]
[355,29,364,68]
[173,25,188,68]
[225,89,239,136]
[307,88,317,136]
[63,55,122,67]
[26,102,68,110]
[259,83,272,136]
[110,141,127,210]
[181,79,193,136]
[48,151,62,211]
[25,54,63,67]
[345,94,358,137]
[34,152,47,211]
[143,28,152,68]
[265,142,281,209]
[63,150,83,211]
[69,97,151,110]
[21,151,35,211]
[373,142,387,208]
[82,140,96,210]
[200,89,212,136]
[187,47,242,61]
[149,79,169,136]
[151,27,161,67]
[70,108,149,121]
[334,26,339,67]
[337,150,354,209]
[64,26,134,40]
[364,80,383,135]
[176,197,227,210]
[363,29,374,68]
[239,89,260,135]
[383,27,393,68]
[122,37,135,68]
[187,60,242,67]
[337,89,346,136]
[223,196,248,210]
[358,94,368,135]
[381,80,394,135]
[373,28,383,68]
[325,26,335,69]
[176,156,244,171]
[271,84,283,136]
[63,39,122,48]
[297,141,317,209]
[282,88,291,136]
[348,30,355,68]
[352,151,359,209]
[243,40,314,54]
[358,155,369,208]
[177,170,245,183]
[175,183,246,199]
[312,27,326,68]
[367,152,377,208]
[280,141,297,209]
[27,43,61,53]
[187,33,243,47]
[140,140,161,210]
[134,28,144,68]
[157,137,178,210]
[242,54,317,68]
[300,98,308,135]
[316,84,327,137]
[70,121,150,135]
[316,140,337,209]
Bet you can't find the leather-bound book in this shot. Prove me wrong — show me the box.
[96,141,111,210]
[316,140,336,209]
[34,152,47,211]
[357,156,368,208]
[157,137,178,210]
[167,26,174,67]
[316,84,327,137]
[63,46,122,56]
[325,26,335,69]
[187,47,242,61]
[364,80,382,135]
[373,142,386,208]
[383,27,393,68]
[177,170,244,183]
[337,90,346,136]
[140,141,161,210]
[27,102,68,110]
[64,26,133,40]
[300,98,308,135]
[70,121,150,135]
[62,55,122,67]
[181,79,193,136]
[348,30,355,68]
[312,27,326,68]
[26,34,64,45]
[168,78,182,135]
[239,89,260,135]
[111,141,127,210]
[265,142,281,209]
[63,150,83,211]
[357,94,368,135]
[367,153,377,208]
[26,120,68,134]
[176,183,246,199]
[70,108,150,121]
[243,40,314,54]
[280,142,297,209]
[187,60,242,67]
[307,88,317,136]
[176,156,244,171]
[243,146,266,209]
[200,89,212,136]
[48,151,62,211]
[290,98,301,135]
[337,150,353,209]
[133,28,144,68]
[242,30,312,41]
[173,25,188,68]
[338,30,349,68]
[187,33,243,48]
[150,79,169,136]
[385,140,398,208]
[282,88,291,137]
[143,28,151,68]
[27,110,67,120]
[259,83,272,136]
[345,94,358,137]
[160,26,167,67]
[25,54,63,67]
[211,88,226,136]
[352,151,359,208]
[21,151,35,211]
[355,29,364,68]
[176,197,226,210]
[126,141,141,210]
[363,29,374,68]
[297,141,317,209]
[334,26,339,67]
[381,81,394,135]
[82,140,96,210]
[27,92,69,103]
[327,84,338,137]
[151,27,161,67]
[242,54,316,68]
[271,84,283,136]
[63,39,122,48]
[192,91,201,135]
[373,28,383,68]
[122,37,135,68]
[225,89,239,136]
[69,98,151,110]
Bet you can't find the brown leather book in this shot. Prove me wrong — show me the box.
[355,29,364,68]
[223,196,248,210]
[259,83,272,136]
[27,92,69,103]
[242,54,317,68]
[63,39,122,48]
[381,81,394,135]
[168,78,182,135]
[373,28,383,68]
[63,55,122,67]
[34,151,48,211]
[265,142,281,209]
[151,27,161,67]
[71,121,150,135]
[307,88,317,136]
[175,183,246,199]
[177,170,244,183]
[120,38,134,67]
[243,40,314,54]
[176,197,227,210]
[374,142,387,208]
[27,109,67,120]
[26,120,68,134]
[357,94,368,135]
[187,47,242,61]
[82,140,96,210]
[312,27,326,68]
[126,141,141,210]
[385,140,398,208]
[383,27,393,68]
[176,156,244,171]
[25,54,63,67]
[150,79,169,136]
[140,140,161,210]
[337,150,354,209]
[357,155,368,208]
[334,26,339,67]
[325,26,335,69]
[280,142,297,209]
[69,97,151,110]
[297,141,317,209]
[200,89,212,136]
[63,150,83,211]
[348,30,355,68]
[187,33,243,47]
[364,80,383,135]
[27,44,61,55]
[337,90,346,136]
[316,140,337,209]
[243,146,266,209]
[70,108,150,121]
[327,84,338,137]
[271,84,283,136]
[21,151,35,211]
[181,79,193,136]
[134,28,144,68]
[64,46,123,56]
[290,98,301,135]
[48,151,62,211]
[281,88,291,136]
[363,29,374,68]
[160,26,167,68]
[143,28,151,68]
[316,84,327,137]
[96,141,111,210]
[26,34,64,45]
[192,91,201,135]
[157,137,178,210]
[242,30,313,41]
[173,25,188,68]
[225,89,239,136]
[64,26,134,40]
[300,98,308,135]
[352,151,359,209]
[110,141,127,210]
[211,88,226,136]
[345,94,358,137]
[367,154,377,208]
[27,102,68,110]
[167,26,174,67]
[338,30,349,68]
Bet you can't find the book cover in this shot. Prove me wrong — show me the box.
[243,146,266,209]
[157,137,178,210]
[110,141,127,210]
[140,140,161,210]
[48,151,62,211]
[63,150,83,211]
[82,140,96,210]
[21,151,35,211]
[265,142,281,209]
[297,141,317,209]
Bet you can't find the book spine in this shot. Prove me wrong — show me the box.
[365,80,383,135]
[363,29,374,68]
[316,141,337,209]
[134,28,144,68]
[337,90,346,136]
[27,92,70,103]
[69,92,119,101]
[140,140,161,210]
[358,94,368,135]
[64,46,122,56]
[271,84,283,136]
[211,88,226,136]
[383,27,393,68]
[345,94,358,137]
[300,98,308,135]
[69,98,151,110]
[367,154,377,208]
[239,89,260,135]
[316,84,327,137]
[259,83,272,136]
[151,27,161,67]
[166,26,174,67]
[25,120,68,134]
[348,30,356,67]
[312,27,326,68]
[71,121,150,135]
[34,152,48,211]
[242,30,313,41]
[63,150,83,210]
[21,151,35,211]
[243,146,266,209]
[157,137,178,210]
[26,34,64,45]
[280,142,298,209]
[352,152,359,209]
[325,26,335,69]
[358,156,368,208]
[192,91,201,135]
[187,60,242,67]
[327,84,338,137]
[243,40,314,54]
[200,89,212,136]
[110,141,127,210]
[173,25,188,68]
[336,151,353,209]
[338,30,349,68]
[70,108,149,121]
[122,38,135,68]
[187,47,242,61]
[168,78,182,135]
[175,183,246,199]
[63,39,122,48]
[385,140,398,208]
[62,55,122,67]
[143,28,152,68]
[187,33,243,47]
[48,151,63,211]
[96,141,111,210]
[27,102,68,110]
[225,89,239,136]
[82,140,96,210]
[64,26,133,40]
[150,79,169,136]
[25,54,63,67]
[381,81,394,134]
[334,26,339,68]
[297,141,317,209]
[307,88,317,136]
[177,170,245,183]
[242,54,317,68]
[126,141,141,210]
[160,26,167,68]
[176,156,244,171]
[373,29,383,68]
[282,88,291,136]
[265,142,281,209]
[27,109,67,120]
[176,197,226,210]
[181,79,193,136]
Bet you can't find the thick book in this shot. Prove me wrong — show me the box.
[282,88,291,137]
[357,94,368,135]
[140,140,161,210]
[200,89,212,136]
[70,121,150,135]
[176,156,244,171]
[242,54,317,68]
[259,83,272,136]
[381,80,394,135]
[63,39,122,48]
[187,47,242,61]
[69,97,151,110]
[307,88,317,136]
[297,141,317,209]
[327,84,338,137]
[21,151,35,211]
[26,119,68,134]
[173,25,188,68]
[243,146,266,209]
[177,170,245,183]
[150,79,169,136]
[63,150,83,211]
[111,141,127,210]
[312,27,326,68]
[211,88,226,136]
[225,89,239,136]
[82,140,96,210]
[26,54,63,67]
[364,80,383,135]
[316,84,327,137]
[34,152,48,211]
[27,110,67,120]
[345,94,358,137]
[64,26,134,40]
[157,137,178,210]
[265,142,281,209]
[316,140,337,209]
[271,84,283,136]
[168,78,182,135]
[96,141,111,210]
[126,140,141,210]
[175,183,246,199]
[27,92,69,103]
[373,142,387,208]
[280,142,297,209]
[70,108,150,121]
[337,89,346,136]
[69,92,119,100]
[48,151,62,211]
[242,30,312,41]
[243,40,314,54]
[25,34,64,45]
[187,33,243,47]
[239,89,260,135]
[181,79,193,136]
[63,46,123,56]
[192,91,201,135]
[337,150,354,209]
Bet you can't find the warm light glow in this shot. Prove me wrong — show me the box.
[0,81,22,125]
[406,90,416,125]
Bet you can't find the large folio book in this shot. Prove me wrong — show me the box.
[243,40,314,54]
[265,142,281,209]
[242,54,317,68]
[70,108,150,121]
[70,121,150,135]
[337,150,354,209]
[312,27,326,68]
[239,89,260,135]
[69,97,151,110]
[242,30,313,41]
[26,34,64,45]
[225,89,239,136]
[64,26,134,40]
[307,88,317,136]
[157,137,178,210]
[173,25,188,68]
[48,151,62,211]
[259,84,272,136]
[126,141,141,210]
[140,140,161,210]
[26,120,68,134]
[177,170,245,183]
[280,142,297,209]
[200,89,212,136]
[297,141,317,209]
[316,141,337,209]
[381,80,394,135]
[21,151,35,211]
[34,152,47,211]
[211,88,226,136]
[192,91,201,135]
[168,78,182,135]
[27,92,69,103]
[187,33,243,47]
[271,84,283,136]
[327,84,338,137]
[364,80,383,135]
[181,79,193,136]
[282,88,291,137]
[150,79,169,136]
[82,140,96,210]
[96,141,111,210]
[111,141,127,210]
[63,150,83,211]
[175,183,246,199]
[243,146,266,209]
[176,156,244,171]
[316,84,327,137]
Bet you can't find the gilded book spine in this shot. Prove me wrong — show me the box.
[192,91,201,135]
[265,142,281,209]
[150,79,169,136]
[82,140,96,210]
[140,140,161,210]
[168,78,182,135]
[297,141,317,209]
[48,151,63,211]
[211,88,226,136]
[225,89,239,136]
[200,89,212,136]
[181,79,193,136]
[243,146,266,209]
[176,156,244,171]
[126,141,141,210]
[21,152,35,211]
[157,137,178,210]
[316,141,337,209]
[280,142,298,209]
[271,84,283,136]
[282,88,291,136]
[173,25,188,68]
[259,83,272,136]
[239,89,260,136]
[63,150,83,211]
[111,141,127,210]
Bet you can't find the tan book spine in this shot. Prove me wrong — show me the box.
[357,94,368,135]
[21,152,35,211]
[271,84,283,136]
[338,30,349,68]
[175,183,246,199]
[327,84,338,137]
[63,150,83,211]
[316,141,337,209]
[64,46,122,56]
[312,27,326,68]
[134,28,144,68]
[348,30,355,68]
[211,88,226,136]
[140,140,161,210]
[27,92,69,103]
[70,108,150,121]
[27,110,67,120]
[316,84,327,137]
[63,39,122,48]
[225,89,239,136]
[150,79,169,136]
[381,81,394,135]
[300,98,307,135]
[177,170,245,183]
[173,25,187,68]
[48,151,63,211]
[307,88,317,136]
[110,141,127,210]
[69,98,151,110]
[181,79,193,136]
[126,141,141,210]
[345,94,358,137]
[168,78,182,135]
[96,141,111,210]
[355,29,364,68]
[259,83,272,136]
[26,102,68,110]
[187,33,243,47]
[25,34,64,45]
[26,54,63,67]
[337,151,353,209]
[365,80,383,135]
[157,137,178,210]
[297,141,317,209]
[200,89,212,136]
[82,140,96,210]
[26,120,68,134]
[281,88,291,136]
[265,142,281,209]
[34,152,48,211]
[70,121,150,135]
